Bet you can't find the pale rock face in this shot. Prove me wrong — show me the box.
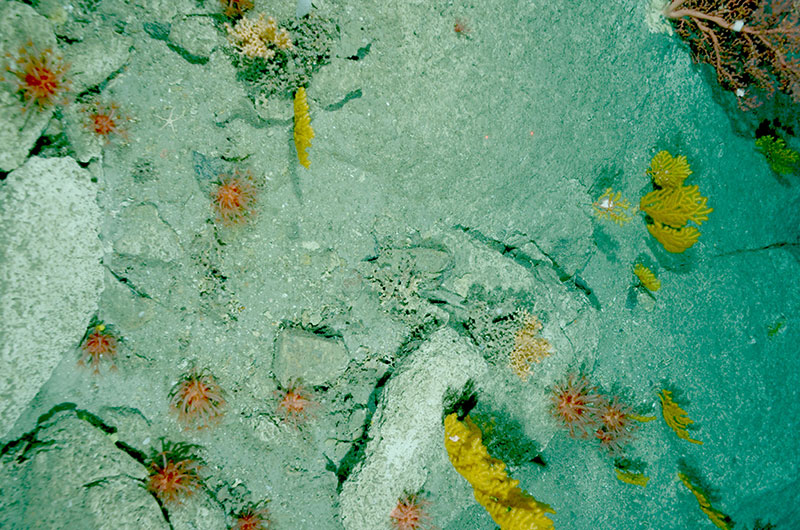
[0,156,104,438]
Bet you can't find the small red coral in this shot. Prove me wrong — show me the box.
[232,502,271,530]
[275,380,316,425]
[146,441,204,504]
[595,397,636,456]
[169,369,226,429]
[83,101,128,142]
[5,42,70,111]
[390,494,431,530]
[79,322,118,373]
[550,374,603,439]
[211,170,258,226]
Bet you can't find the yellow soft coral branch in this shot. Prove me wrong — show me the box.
[616,469,649,487]
[640,185,712,227]
[293,87,314,168]
[678,473,733,529]
[647,222,700,254]
[659,390,703,445]
[444,413,555,530]
[647,150,691,188]
[593,188,632,225]
[633,264,660,291]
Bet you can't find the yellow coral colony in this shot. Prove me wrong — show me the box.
[678,472,733,530]
[593,188,632,225]
[293,87,314,168]
[226,13,293,60]
[615,469,650,487]
[444,413,555,530]
[640,151,712,253]
[659,390,703,445]
[509,313,553,381]
[633,264,660,291]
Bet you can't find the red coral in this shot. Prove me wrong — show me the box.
[550,374,604,439]
[594,397,636,456]
[275,380,317,426]
[83,101,128,143]
[146,440,204,505]
[5,42,70,111]
[211,170,259,226]
[664,0,800,108]
[169,369,226,429]
[79,321,119,373]
[390,494,432,530]
[232,502,271,530]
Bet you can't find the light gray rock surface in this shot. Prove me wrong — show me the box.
[0,156,103,438]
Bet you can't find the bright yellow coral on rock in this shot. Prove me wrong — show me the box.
[641,151,712,253]
[659,390,703,445]
[293,87,314,168]
[678,472,733,529]
[633,263,660,291]
[444,413,555,530]
[647,150,692,189]
[593,188,633,225]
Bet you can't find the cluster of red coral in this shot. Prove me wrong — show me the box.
[550,374,639,457]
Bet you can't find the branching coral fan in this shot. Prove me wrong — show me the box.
[660,389,703,444]
[640,150,712,253]
[593,188,633,225]
[146,440,204,505]
[634,263,661,291]
[169,369,226,429]
[5,42,70,111]
[663,0,800,108]
[444,413,555,530]
[226,13,293,60]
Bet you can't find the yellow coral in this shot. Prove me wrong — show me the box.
[633,264,660,291]
[616,469,649,487]
[640,185,712,227]
[640,152,712,253]
[293,87,314,168]
[647,150,691,188]
[509,313,552,381]
[678,473,733,530]
[659,390,703,445]
[444,413,555,530]
[226,14,292,60]
[593,188,632,225]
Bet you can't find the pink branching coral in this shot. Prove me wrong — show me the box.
[663,0,800,108]
[389,494,432,530]
[146,440,204,505]
[169,369,226,429]
[550,374,604,439]
[4,41,70,111]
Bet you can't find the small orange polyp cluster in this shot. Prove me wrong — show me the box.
[169,369,226,429]
[146,441,204,504]
[276,381,316,425]
[211,171,259,226]
[83,101,127,142]
[79,322,119,373]
[6,42,70,111]
[390,494,431,530]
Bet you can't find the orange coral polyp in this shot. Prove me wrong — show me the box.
[8,44,70,110]
[212,172,258,225]
[169,370,226,428]
[147,454,202,504]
